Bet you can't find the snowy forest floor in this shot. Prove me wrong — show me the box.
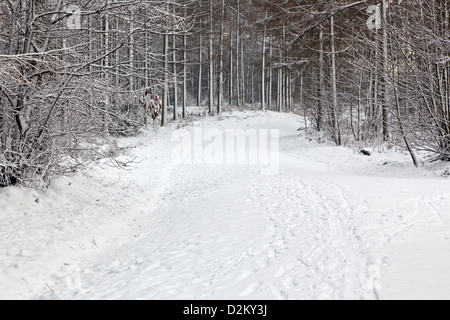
[1,110,450,300]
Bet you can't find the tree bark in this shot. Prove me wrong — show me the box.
[236,2,241,108]
[198,23,203,107]
[162,32,169,127]
[261,11,267,111]
[381,0,389,141]
[229,12,234,106]
[173,34,178,120]
[239,2,245,107]
[330,15,341,145]
[217,0,224,115]
[268,38,273,110]
[318,27,324,131]
[209,0,214,115]
[129,9,134,92]
[183,7,187,119]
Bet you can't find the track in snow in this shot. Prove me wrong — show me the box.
[40,112,378,300]
[24,111,450,300]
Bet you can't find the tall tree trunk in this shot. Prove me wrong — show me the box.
[115,17,120,89]
[173,34,178,120]
[103,13,110,134]
[183,7,187,119]
[144,29,149,88]
[301,72,306,128]
[236,3,241,108]
[288,70,292,110]
[217,0,224,115]
[318,27,324,131]
[268,38,273,110]
[162,32,169,127]
[22,0,35,55]
[14,0,35,140]
[277,45,283,112]
[251,69,255,106]
[381,0,389,141]
[198,24,203,107]
[261,11,267,111]
[229,13,234,106]
[7,1,18,55]
[239,2,245,107]
[373,32,379,137]
[330,15,341,145]
[129,10,134,92]
[284,68,289,110]
[209,0,214,115]
[393,66,419,167]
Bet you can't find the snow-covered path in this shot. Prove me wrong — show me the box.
[39,113,375,300]
[55,168,374,300]
[1,111,450,300]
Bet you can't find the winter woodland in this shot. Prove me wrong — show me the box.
[1,0,450,301]
[1,0,449,185]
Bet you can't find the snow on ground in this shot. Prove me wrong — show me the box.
[1,110,450,300]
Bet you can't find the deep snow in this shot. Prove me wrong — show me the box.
[1,110,449,300]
